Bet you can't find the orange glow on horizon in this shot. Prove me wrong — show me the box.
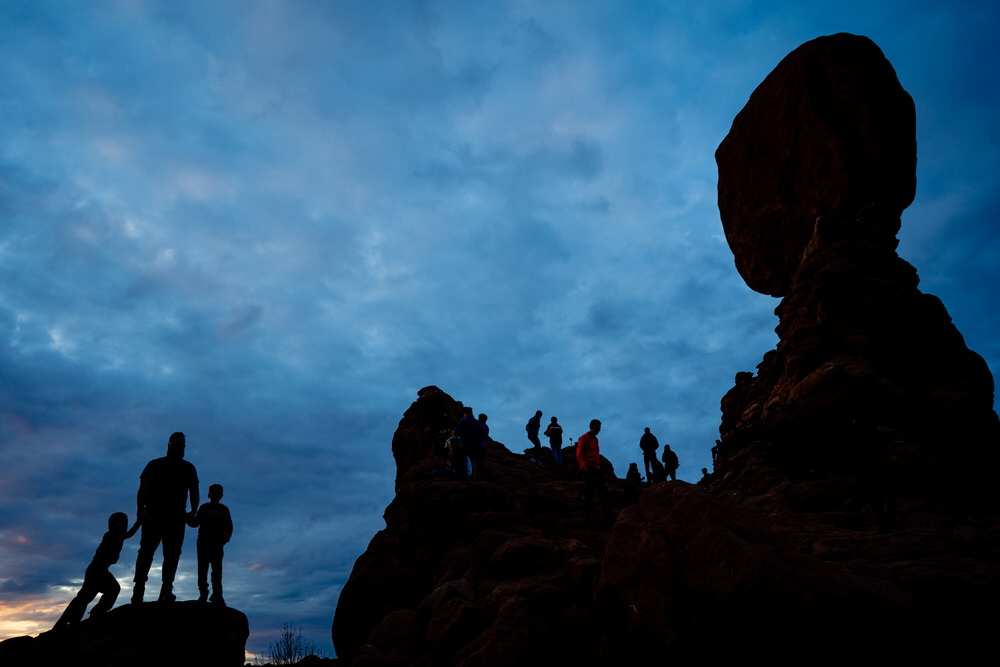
[0,594,66,640]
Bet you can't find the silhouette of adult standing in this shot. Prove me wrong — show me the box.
[132,432,199,603]
[526,410,543,454]
[639,427,659,479]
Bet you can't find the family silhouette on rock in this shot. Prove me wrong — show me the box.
[54,432,232,628]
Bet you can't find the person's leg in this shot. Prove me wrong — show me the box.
[89,570,120,616]
[597,475,613,521]
[583,469,596,519]
[159,519,186,601]
[54,575,98,628]
[210,545,225,604]
[197,539,209,601]
[132,523,162,603]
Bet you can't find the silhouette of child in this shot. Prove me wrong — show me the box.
[190,483,233,605]
[53,512,140,628]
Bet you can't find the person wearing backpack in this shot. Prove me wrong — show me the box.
[661,444,679,481]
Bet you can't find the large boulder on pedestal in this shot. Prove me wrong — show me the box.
[716,33,916,297]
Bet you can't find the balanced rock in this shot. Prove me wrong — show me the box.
[716,33,916,296]
[713,34,1000,523]
[332,34,1000,666]
[0,601,249,667]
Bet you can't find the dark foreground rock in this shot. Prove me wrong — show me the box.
[0,601,249,667]
[332,33,1000,666]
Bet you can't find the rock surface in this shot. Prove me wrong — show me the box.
[713,33,1000,524]
[334,387,637,666]
[332,34,1000,665]
[0,601,249,667]
[716,33,916,296]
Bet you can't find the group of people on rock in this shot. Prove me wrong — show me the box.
[634,427,679,483]
[447,406,714,525]
[54,432,233,629]
[526,410,566,465]
[449,408,491,480]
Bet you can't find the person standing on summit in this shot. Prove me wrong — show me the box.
[577,419,613,523]
[639,427,659,479]
[526,410,543,454]
[544,416,564,465]
[132,432,199,603]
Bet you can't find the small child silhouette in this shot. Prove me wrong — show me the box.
[189,483,233,605]
[53,512,140,628]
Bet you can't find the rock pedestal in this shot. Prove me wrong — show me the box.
[0,601,249,667]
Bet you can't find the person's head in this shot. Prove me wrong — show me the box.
[535,410,543,418]
[589,419,601,435]
[167,432,186,458]
[464,407,473,416]
[478,413,487,422]
[701,468,708,475]
[108,512,129,533]
[208,483,224,503]
[551,416,558,423]
[644,427,650,434]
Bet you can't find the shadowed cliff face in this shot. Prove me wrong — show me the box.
[332,34,1000,665]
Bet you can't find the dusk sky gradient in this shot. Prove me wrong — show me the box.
[2,0,998,658]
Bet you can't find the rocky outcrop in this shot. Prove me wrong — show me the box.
[716,33,916,297]
[332,34,1000,666]
[391,385,466,490]
[0,601,249,667]
[713,33,1000,525]
[334,387,637,666]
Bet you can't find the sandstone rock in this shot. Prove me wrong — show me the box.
[0,601,249,667]
[716,33,916,296]
[714,33,1000,524]
[333,388,638,666]
[391,386,466,490]
[333,34,999,666]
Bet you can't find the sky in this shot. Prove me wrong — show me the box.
[1,0,998,659]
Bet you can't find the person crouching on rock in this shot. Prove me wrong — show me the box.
[577,419,613,523]
[54,512,140,628]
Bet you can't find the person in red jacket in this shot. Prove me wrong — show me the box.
[577,419,613,523]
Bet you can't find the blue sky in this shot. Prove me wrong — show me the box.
[2,0,998,658]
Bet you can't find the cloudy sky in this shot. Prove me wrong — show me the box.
[2,0,998,658]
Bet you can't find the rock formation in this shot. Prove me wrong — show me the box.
[334,387,637,665]
[0,601,249,667]
[332,34,1000,665]
[716,32,916,297]
[714,33,1000,524]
